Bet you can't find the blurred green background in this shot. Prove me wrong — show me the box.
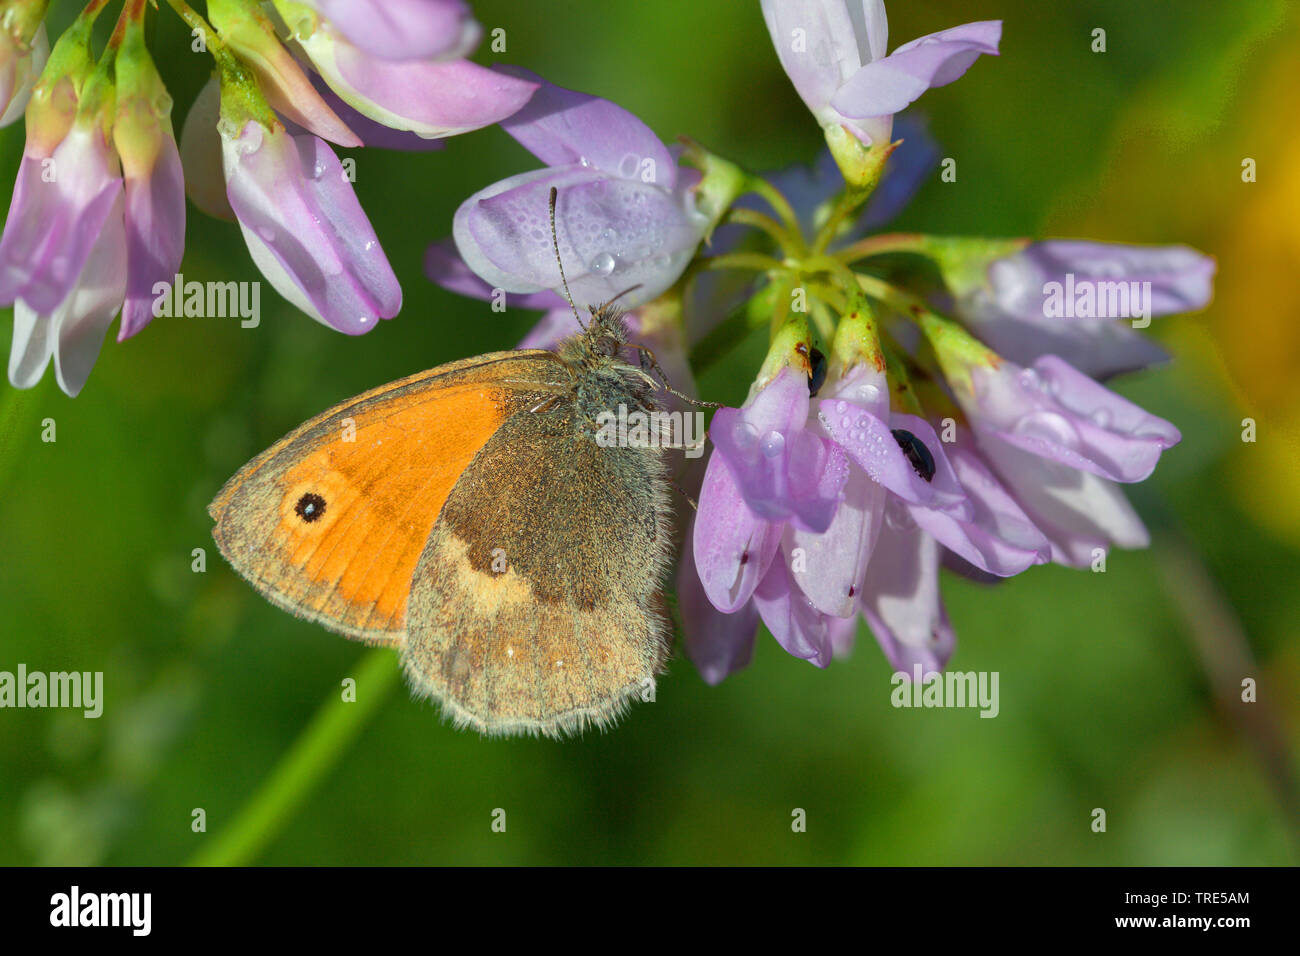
[1,0,1298,865]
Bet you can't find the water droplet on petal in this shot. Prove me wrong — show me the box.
[1090,407,1112,428]
[590,252,616,276]
[760,431,786,458]
[1012,410,1080,448]
[1018,368,1041,391]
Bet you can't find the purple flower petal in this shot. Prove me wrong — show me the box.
[498,69,676,189]
[977,431,1150,567]
[307,0,480,62]
[0,127,123,313]
[693,450,784,613]
[305,71,446,150]
[860,506,956,675]
[971,356,1180,483]
[305,32,538,139]
[987,240,1216,322]
[8,189,128,396]
[818,401,970,516]
[753,557,835,669]
[454,165,703,309]
[677,527,760,685]
[827,612,860,658]
[424,237,560,309]
[222,121,400,334]
[119,131,185,340]
[831,21,1001,120]
[955,294,1171,378]
[711,367,848,532]
[759,0,877,119]
[784,467,885,617]
[907,441,1051,576]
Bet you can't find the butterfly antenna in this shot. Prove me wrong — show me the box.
[549,187,586,331]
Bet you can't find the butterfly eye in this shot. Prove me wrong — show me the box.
[891,429,936,483]
[295,492,327,523]
[595,335,618,358]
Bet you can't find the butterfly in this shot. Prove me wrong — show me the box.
[210,191,692,737]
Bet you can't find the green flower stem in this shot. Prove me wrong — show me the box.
[723,207,802,259]
[746,175,804,248]
[804,252,865,301]
[697,251,785,274]
[189,646,401,866]
[163,0,226,53]
[833,232,928,263]
[809,186,868,256]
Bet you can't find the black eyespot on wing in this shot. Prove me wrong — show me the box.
[295,492,327,522]
[891,429,936,483]
[808,347,828,397]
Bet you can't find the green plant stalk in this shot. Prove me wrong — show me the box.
[189,646,401,866]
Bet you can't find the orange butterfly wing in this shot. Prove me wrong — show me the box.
[208,351,569,646]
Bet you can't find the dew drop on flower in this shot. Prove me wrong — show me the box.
[589,252,616,275]
[1012,410,1080,448]
[760,431,786,458]
[1090,408,1112,428]
[1018,368,1041,391]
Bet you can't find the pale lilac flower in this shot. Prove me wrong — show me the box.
[760,0,1000,147]
[687,351,1059,681]
[964,355,1181,484]
[0,20,48,127]
[952,240,1216,377]
[856,505,957,675]
[289,4,537,140]
[297,0,480,62]
[221,119,400,334]
[950,354,1181,567]
[453,73,709,310]
[1,118,127,396]
[114,32,185,340]
[0,121,121,314]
